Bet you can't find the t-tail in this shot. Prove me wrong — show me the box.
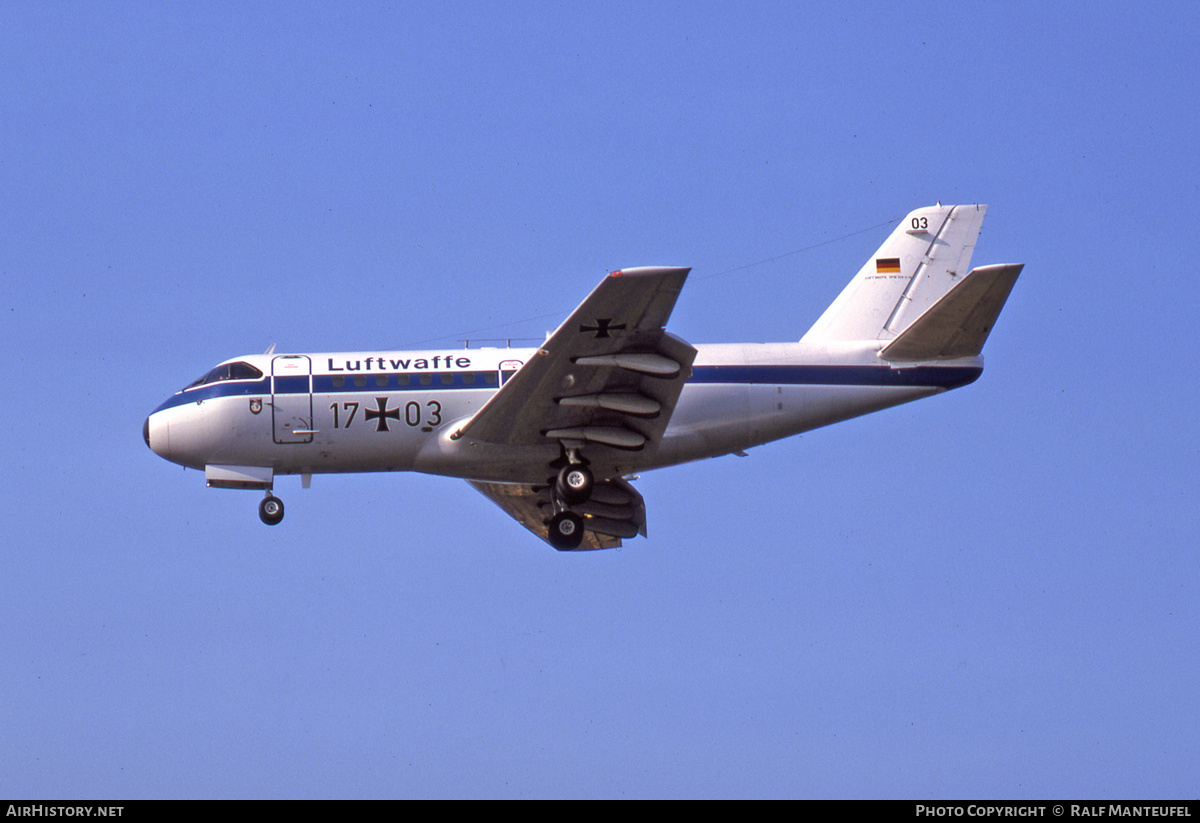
[801,204,1022,361]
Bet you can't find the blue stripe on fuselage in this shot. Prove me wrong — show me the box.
[311,372,500,394]
[149,371,501,413]
[151,377,271,413]
[150,364,981,414]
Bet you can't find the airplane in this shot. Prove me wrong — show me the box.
[144,204,1022,550]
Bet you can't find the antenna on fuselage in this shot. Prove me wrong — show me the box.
[264,343,276,355]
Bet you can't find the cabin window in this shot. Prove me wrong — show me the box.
[228,362,263,381]
[185,361,263,390]
[332,376,346,389]
[375,375,389,387]
[440,373,453,385]
[419,374,432,386]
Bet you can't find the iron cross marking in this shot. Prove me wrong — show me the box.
[365,397,401,432]
[580,318,626,339]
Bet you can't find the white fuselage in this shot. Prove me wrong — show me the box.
[142,205,1017,544]
[144,342,982,485]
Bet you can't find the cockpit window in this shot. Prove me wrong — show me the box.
[185,361,264,390]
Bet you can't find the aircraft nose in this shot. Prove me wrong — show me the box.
[144,411,170,459]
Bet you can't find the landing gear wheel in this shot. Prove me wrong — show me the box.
[548,512,584,551]
[259,495,284,526]
[555,464,594,506]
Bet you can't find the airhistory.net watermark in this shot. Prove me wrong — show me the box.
[6,807,123,818]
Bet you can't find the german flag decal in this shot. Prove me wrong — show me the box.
[876,258,901,273]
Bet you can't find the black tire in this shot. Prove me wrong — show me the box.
[548,512,584,551]
[259,495,285,526]
[555,464,593,506]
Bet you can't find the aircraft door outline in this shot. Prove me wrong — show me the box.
[499,359,523,386]
[271,355,313,444]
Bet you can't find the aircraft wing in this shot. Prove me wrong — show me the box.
[469,477,647,550]
[456,266,696,450]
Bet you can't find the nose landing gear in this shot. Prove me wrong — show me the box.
[259,494,285,526]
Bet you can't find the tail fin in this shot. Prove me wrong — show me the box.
[802,204,990,346]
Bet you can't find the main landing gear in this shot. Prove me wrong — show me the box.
[547,460,593,550]
[555,463,593,506]
[548,511,584,550]
[259,494,285,526]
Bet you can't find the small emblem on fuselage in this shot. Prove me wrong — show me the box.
[365,397,400,432]
[249,398,263,414]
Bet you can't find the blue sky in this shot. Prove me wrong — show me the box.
[2,1,1197,799]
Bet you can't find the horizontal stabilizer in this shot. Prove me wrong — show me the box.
[879,263,1023,361]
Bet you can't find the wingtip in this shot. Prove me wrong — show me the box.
[608,266,691,278]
